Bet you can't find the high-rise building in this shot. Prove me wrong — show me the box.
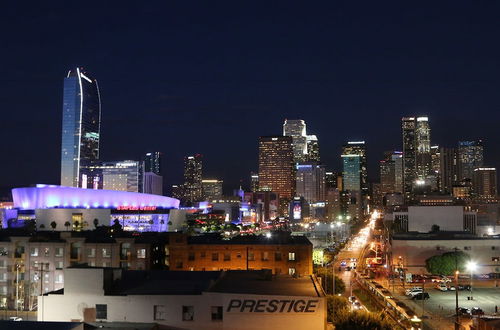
[439,147,459,194]
[144,152,162,175]
[99,161,141,192]
[458,140,484,181]
[143,172,163,195]
[295,163,326,203]
[430,145,440,190]
[325,172,338,189]
[402,116,432,197]
[183,154,203,204]
[250,173,259,192]
[380,151,404,196]
[473,168,497,198]
[202,179,223,200]
[60,68,101,188]
[341,141,367,194]
[305,135,320,162]
[258,136,295,203]
[393,151,404,193]
[283,119,307,163]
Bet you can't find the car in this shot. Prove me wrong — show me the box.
[405,287,423,295]
[447,285,456,291]
[457,307,471,316]
[412,292,430,300]
[435,284,448,291]
[352,301,362,310]
[408,289,424,297]
[457,284,471,291]
[340,261,347,267]
[348,296,357,303]
[471,307,484,316]
[9,317,22,321]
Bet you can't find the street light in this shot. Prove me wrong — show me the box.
[466,261,477,300]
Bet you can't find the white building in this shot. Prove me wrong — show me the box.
[39,268,326,330]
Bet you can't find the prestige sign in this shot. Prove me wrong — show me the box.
[226,299,320,313]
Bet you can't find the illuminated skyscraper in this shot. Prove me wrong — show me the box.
[60,68,101,187]
[202,179,223,200]
[439,147,459,194]
[402,116,432,197]
[183,154,203,204]
[250,172,259,192]
[258,136,295,201]
[341,141,367,194]
[295,163,326,203]
[305,135,320,162]
[458,140,484,181]
[473,168,497,197]
[144,152,162,175]
[283,119,307,163]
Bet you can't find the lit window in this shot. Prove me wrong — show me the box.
[288,252,296,261]
[137,249,146,259]
[102,248,111,258]
[154,305,166,320]
[30,248,38,257]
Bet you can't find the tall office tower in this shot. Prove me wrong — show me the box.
[258,136,295,201]
[325,171,338,189]
[143,172,163,195]
[379,157,395,195]
[341,141,368,194]
[439,147,459,194]
[144,152,162,175]
[402,116,432,197]
[429,145,440,190]
[458,140,484,181]
[250,172,259,192]
[393,151,404,193]
[283,119,307,163]
[305,135,320,162]
[202,179,223,200]
[415,117,432,179]
[473,168,497,198]
[101,161,141,192]
[60,68,101,187]
[183,154,203,204]
[295,163,326,203]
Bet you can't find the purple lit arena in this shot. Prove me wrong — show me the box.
[12,184,179,210]
[8,185,179,232]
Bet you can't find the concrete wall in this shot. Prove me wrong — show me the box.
[39,289,325,330]
[36,209,111,231]
[408,206,464,232]
[391,238,500,274]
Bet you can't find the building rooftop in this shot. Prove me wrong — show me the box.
[188,232,312,246]
[392,231,500,240]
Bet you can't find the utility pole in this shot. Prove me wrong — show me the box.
[332,256,336,295]
[15,264,19,317]
[454,247,460,330]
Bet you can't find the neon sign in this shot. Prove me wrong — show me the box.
[116,206,157,211]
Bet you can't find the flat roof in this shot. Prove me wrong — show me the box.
[188,233,312,246]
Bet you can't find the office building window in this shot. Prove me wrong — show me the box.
[102,248,111,258]
[0,273,6,282]
[212,253,219,261]
[223,253,230,261]
[137,249,146,259]
[211,306,223,321]
[55,273,63,283]
[200,251,206,258]
[30,248,38,257]
[182,306,194,321]
[0,247,7,256]
[275,252,282,261]
[55,247,63,257]
[262,252,269,261]
[87,248,96,258]
[154,305,166,320]
[0,260,5,268]
[288,252,296,261]
[96,304,107,319]
[56,261,64,269]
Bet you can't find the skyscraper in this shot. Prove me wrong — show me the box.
[202,179,223,200]
[341,141,368,194]
[283,119,307,163]
[60,68,101,187]
[250,172,259,192]
[473,168,497,198]
[295,163,326,203]
[258,136,295,201]
[439,147,459,194]
[458,140,484,181]
[183,154,203,204]
[402,116,432,197]
[144,152,162,175]
[305,135,320,162]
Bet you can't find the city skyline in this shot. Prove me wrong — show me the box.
[2,2,500,195]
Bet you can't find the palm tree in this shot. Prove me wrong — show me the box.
[64,221,71,231]
[50,221,57,231]
[39,224,45,230]
[93,218,99,229]
[74,221,80,231]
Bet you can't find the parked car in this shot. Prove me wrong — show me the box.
[471,307,484,316]
[408,289,424,297]
[435,284,448,291]
[412,292,430,300]
[348,296,357,303]
[447,285,456,291]
[405,287,423,295]
[457,307,471,316]
[352,301,362,310]
[457,284,471,291]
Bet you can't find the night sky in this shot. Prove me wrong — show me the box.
[2,2,500,196]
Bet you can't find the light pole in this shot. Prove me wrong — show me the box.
[467,261,477,300]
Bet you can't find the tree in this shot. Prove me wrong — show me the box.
[64,221,71,231]
[50,221,57,231]
[334,310,392,330]
[73,220,80,231]
[431,224,440,232]
[326,295,349,323]
[425,251,470,275]
[93,218,99,229]
[315,268,346,294]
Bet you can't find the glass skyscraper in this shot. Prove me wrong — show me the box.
[60,68,101,187]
